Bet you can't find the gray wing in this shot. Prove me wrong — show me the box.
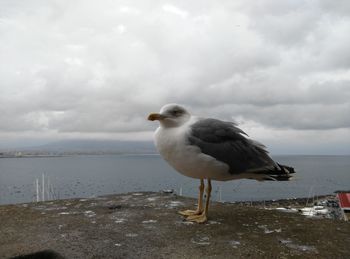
[187,118,276,174]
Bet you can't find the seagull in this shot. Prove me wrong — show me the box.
[148,103,295,223]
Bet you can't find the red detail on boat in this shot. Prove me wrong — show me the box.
[338,193,350,209]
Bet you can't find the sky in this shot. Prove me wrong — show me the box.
[0,0,350,154]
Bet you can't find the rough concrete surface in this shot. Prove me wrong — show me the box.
[0,192,349,258]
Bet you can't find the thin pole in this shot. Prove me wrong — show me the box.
[49,180,54,200]
[306,185,314,207]
[47,176,50,200]
[36,179,39,202]
[42,173,45,202]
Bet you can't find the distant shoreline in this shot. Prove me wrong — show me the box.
[0,153,159,159]
[0,155,64,158]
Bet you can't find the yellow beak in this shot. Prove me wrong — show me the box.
[147,113,165,121]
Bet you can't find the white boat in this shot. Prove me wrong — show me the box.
[300,206,329,216]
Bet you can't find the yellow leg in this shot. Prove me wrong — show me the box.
[187,179,211,223]
[179,179,204,216]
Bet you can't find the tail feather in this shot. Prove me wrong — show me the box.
[262,163,295,181]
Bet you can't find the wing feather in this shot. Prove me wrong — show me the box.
[187,118,276,174]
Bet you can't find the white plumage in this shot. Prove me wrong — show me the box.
[154,116,230,181]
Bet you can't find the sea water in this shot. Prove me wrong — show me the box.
[0,155,349,205]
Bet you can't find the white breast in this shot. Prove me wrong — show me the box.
[153,121,231,181]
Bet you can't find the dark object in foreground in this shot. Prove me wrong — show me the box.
[10,250,65,259]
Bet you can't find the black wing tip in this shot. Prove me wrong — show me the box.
[262,163,296,181]
[277,163,296,174]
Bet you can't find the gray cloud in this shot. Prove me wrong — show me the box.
[0,0,349,153]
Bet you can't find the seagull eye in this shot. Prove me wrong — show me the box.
[171,110,182,116]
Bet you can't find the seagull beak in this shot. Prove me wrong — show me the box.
[148,113,165,121]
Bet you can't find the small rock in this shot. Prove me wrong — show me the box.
[142,220,158,224]
[230,240,241,248]
[191,236,210,246]
[108,205,122,210]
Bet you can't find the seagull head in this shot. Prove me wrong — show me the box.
[148,103,191,128]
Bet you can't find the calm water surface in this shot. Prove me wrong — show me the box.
[0,155,349,205]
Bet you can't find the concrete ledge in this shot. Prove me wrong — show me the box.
[1,192,349,258]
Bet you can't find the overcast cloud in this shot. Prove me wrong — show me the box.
[0,0,350,154]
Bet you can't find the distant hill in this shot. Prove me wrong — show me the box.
[21,139,157,154]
